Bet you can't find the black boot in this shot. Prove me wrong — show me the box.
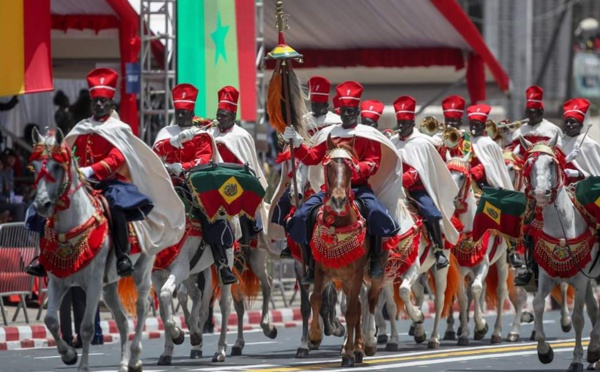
[110,207,133,277]
[209,243,237,285]
[515,234,535,287]
[507,241,525,268]
[26,257,46,277]
[427,220,448,270]
[369,235,384,279]
[300,244,315,285]
[280,246,293,259]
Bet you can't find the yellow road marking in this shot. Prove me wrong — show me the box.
[250,340,589,371]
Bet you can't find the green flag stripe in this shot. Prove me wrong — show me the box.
[177,0,206,114]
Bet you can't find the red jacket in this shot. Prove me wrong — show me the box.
[402,164,426,191]
[72,133,126,182]
[293,135,381,186]
[470,152,486,183]
[153,132,214,170]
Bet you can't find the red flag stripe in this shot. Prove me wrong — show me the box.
[23,0,53,94]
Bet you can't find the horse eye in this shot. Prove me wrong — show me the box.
[52,163,62,172]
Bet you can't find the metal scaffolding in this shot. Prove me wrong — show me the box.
[256,1,266,127]
[139,0,176,145]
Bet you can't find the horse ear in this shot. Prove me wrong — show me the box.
[518,135,533,151]
[548,132,559,148]
[32,126,42,144]
[326,133,335,150]
[55,127,64,146]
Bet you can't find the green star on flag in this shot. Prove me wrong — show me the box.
[211,13,229,64]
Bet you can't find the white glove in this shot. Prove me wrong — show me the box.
[178,128,197,143]
[165,162,183,176]
[283,127,303,148]
[565,145,581,163]
[79,166,95,180]
[564,168,580,178]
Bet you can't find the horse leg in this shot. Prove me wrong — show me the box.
[78,281,103,372]
[308,267,325,348]
[151,273,175,365]
[569,276,587,372]
[232,286,246,356]
[160,271,187,346]
[212,281,231,362]
[44,280,77,366]
[341,271,363,367]
[251,250,278,340]
[428,266,448,349]
[294,261,311,358]
[189,271,211,359]
[534,271,555,364]
[586,281,598,328]
[507,285,527,342]
[128,255,152,372]
[363,281,381,357]
[398,265,423,326]
[375,290,387,343]
[102,282,129,371]
[327,283,345,338]
[471,262,489,341]
[444,299,457,340]
[456,270,470,346]
[353,293,365,363]
[411,279,427,344]
[491,260,509,344]
[587,279,600,365]
[381,284,399,351]
[561,282,573,333]
[321,282,336,337]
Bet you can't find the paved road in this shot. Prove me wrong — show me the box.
[0,310,593,371]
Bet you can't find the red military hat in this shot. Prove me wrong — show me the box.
[442,95,465,119]
[87,68,118,99]
[217,86,239,113]
[393,96,416,121]
[526,85,544,109]
[336,81,363,108]
[308,76,331,103]
[360,100,384,122]
[172,83,198,111]
[467,104,492,122]
[332,94,341,115]
[563,98,590,123]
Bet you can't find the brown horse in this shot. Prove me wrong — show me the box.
[308,134,386,367]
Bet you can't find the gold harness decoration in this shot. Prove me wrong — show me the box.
[385,222,422,283]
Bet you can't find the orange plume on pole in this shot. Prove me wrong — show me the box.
[266,69,286,133]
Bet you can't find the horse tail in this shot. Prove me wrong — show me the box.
[117,276,138,317]
[484,264,499,309]
[442,254,461,318]
[550,284,574,306]
[232,260,261,304]
[392,281,405,317]
[333,279,343,291]
[507,269,518,306]
[211,266,222,301]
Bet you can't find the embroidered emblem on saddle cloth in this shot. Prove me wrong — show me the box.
[310,208,367,269]
[153,216,203,271]
[452,230,500,268]
[40,211,108,279]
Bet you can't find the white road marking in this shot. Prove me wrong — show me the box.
[190,364,276,371]
[244,341,277,346]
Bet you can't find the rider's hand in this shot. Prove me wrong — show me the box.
[178,128,197,143]
[79,166,95,180]
[283,127,302,148]
[165,163,183,176]
[564,168,580,178]
[565,145,580,163]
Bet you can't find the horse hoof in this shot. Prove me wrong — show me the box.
[506,333,520,343]
[457,336,469,346]
[333,326,345,338]
[567,362,583,372]
[414,333,427,344]
[190,350,202,359]
[530,330,536,341]
[365,345,377,356]
[231,346,242,356]
[212,352,225,363]
[128,365,143,372]
[521,311,534,323]
[295,348,309,359]
[190,333,201,346]
[341,356,355,367]
[157,355,172,366]
[491,335,502,344]
[377,334,388,344]
[61,349,78,366]
[474,323,489,341]
[267,327,278,339]
[427,340,440,349]
[587,348,600,363]
[308,341,321,350]
[354,351,364,363]
[443,331,457,341]
[408,325,415,336]
[562,322,573,333]
[537,346,554,364]
[385,342,398,352]
[457,326,462,336]
[172,328,185,345]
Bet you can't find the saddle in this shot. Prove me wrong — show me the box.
[306,198,368,239]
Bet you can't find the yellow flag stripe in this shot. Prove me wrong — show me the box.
[0,0,25,96]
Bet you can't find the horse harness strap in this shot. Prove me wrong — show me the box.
[189,238,206,271]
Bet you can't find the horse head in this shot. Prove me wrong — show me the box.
[29,127,77,217]
[324,134,356,216]
[446,152,472,206]
[503,149,525,191]
[520,133,562,207]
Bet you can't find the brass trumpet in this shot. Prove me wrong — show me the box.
[442,126,462,149]
[486,118,526,140]
[420,116,443,136]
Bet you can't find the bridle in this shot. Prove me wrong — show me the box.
[323,147,358,217]
[446,158,471,214]
[522,143,565,205]
[29,140,84,214]
[503,151,525,191]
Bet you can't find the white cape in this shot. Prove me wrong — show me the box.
[561,133,600,177]
[512,119,563,148]
[471,136,514,190]
[307,124,405,223]
[391,130,459,245]
[66,117,186,256]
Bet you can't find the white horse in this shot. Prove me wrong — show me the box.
[375,198,451,350]
[30,129,154,372]
[519,135,600,372]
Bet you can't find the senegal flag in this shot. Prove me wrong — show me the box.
[177,0,256,121]
[0,0,53,96]
[575,176,600,226]
[472,187,527,243]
